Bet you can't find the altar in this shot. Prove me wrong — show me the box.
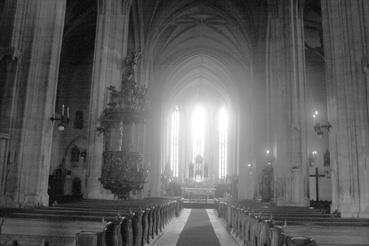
[181,187,216,200]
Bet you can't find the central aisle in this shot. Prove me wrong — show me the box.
[152,209,238,246]
[176,209,221,246]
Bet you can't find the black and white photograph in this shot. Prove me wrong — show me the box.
[0,0,368,245]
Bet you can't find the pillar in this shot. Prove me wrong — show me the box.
[144,95,162,197]
[86,0,132,199]
[238,73,255,200]
[266,0,309,206]
[0,0,66,207]
[321,0,369,218]
[0,47,19,197]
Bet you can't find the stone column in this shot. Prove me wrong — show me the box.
[0,46,19,196]
[0,0,18,202]
[238,75,254,200]
[86,0,133,199]
[266,0,309,206]
[0,0,66,207]
[321,0,369,218]
[144,97,162,197]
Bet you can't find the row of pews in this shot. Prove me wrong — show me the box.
[217,200,369,246]
[0,197,183,246]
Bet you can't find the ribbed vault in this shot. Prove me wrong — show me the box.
[143,0,254,103]
[161,54,238,109]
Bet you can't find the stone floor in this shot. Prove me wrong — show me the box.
[151,209,238,246]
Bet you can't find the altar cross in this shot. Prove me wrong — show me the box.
[309,168,325,201]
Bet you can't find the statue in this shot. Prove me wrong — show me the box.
[123,51,141,82]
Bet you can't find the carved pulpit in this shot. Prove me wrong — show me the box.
[98,52,148,199]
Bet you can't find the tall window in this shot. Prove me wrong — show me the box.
[170,106,179,177]
[218,107,228,179]
[192,105,206,161]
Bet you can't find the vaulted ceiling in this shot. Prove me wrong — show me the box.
[139,0,267,106]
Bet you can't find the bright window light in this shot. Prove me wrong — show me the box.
[170,106,179,177]
[218,106,228,179]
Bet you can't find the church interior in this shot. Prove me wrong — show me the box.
[1,0,369,245]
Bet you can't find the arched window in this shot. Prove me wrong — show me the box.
[170,106,180,177]
[192,105,206,161]
[218,107,228,179]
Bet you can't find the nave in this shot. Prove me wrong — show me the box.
[1,1,369,246]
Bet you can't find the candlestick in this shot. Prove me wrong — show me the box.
[62,104,65,116]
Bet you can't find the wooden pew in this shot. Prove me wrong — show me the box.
[56,198,181,244]
[217,200,318,246]
[61,198,183,243]
[218,199,369,246]
[0,212,123,246]
[236,201,369,245]
[0,198,182,246]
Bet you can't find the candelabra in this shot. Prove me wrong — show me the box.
[313,110,332,135]
[308,150,318,167]
[265,149,274,165]
[50,104,70,131]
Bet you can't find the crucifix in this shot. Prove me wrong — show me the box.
[309,168,325,201]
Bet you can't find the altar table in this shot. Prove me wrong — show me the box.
[181,187,216,200]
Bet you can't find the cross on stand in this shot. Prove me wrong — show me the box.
[309,168,325,201]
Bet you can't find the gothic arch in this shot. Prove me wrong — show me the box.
[159,54,242,109]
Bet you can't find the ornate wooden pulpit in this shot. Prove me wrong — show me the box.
[98,52,148,199]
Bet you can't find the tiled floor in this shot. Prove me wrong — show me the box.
[151,209,238,246]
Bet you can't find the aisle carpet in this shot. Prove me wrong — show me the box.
[176,209,221,246]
